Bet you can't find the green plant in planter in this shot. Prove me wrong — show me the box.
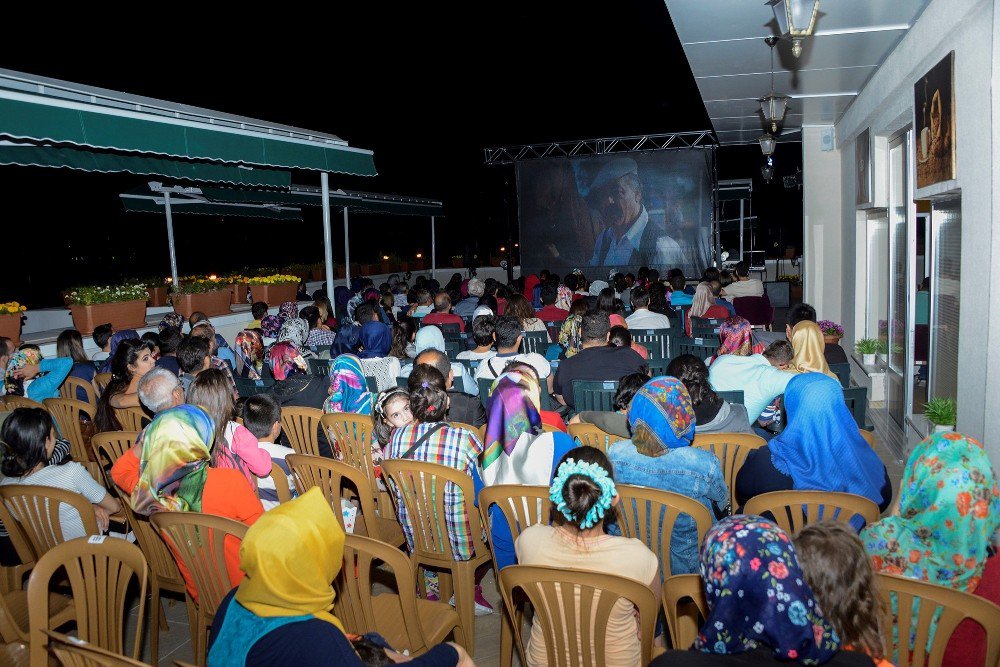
[875,339,888,354]
[66,283,150,305]
[173,277,229,295]
[924,397,957,426]
[855,339,879,354]
[776,274,802,287]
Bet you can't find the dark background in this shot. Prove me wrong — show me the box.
[0,2,802,307]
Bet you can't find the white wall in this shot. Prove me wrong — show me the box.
[801,126,844,325]
[832,0,996,464]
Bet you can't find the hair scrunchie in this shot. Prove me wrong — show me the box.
[548,458,617,529]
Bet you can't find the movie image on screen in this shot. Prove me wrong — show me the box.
[516,149,713,278]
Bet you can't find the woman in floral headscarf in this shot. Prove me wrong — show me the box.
[277,318,313,357]
[863,432,1000,666]
[235,330,265,380]
[264,343,330,439]
[710,316,765,364]
[322,354,372,415]
[260,314,282,342]
[278,301,299,321]
[652,516,853,666]
[158,312,184,333]
[608,376,728,574]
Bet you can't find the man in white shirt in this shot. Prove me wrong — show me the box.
[723,261,764,301]
[474,315,550,381]
[625,287,671,330]
[708,341,795,422]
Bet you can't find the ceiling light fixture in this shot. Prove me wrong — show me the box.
[768,0,820,58]
[758,134,777,156]
[758,36,790,135]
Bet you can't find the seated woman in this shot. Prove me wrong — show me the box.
[557,299,590,359]
[796,521,892,667]
[235,330,266,381]
[357,320,401,392]
[5,344,72,402]
[260,315,283,345]
[608,318,649,360]
[516,446,659,667]
[685,282,730,337]
[735,373,890,515]
[99,329,139,374]
[666,354,752,434]
[709,316,764,364]
[276,318,315,359]
[862,432,1000,667]
[56,329,96,400]
[789,320,838,379]
[265,342,328,411]
[569,371,648,439]
[208,487,469,666]
[652,516,870,666]
[607,377,728,573]
[188,369,271,488]
[0,407,120,537]
[502,361,565,432]
[322,354,373,416]
[131,404,263,600]
[95,339,156,432]
[482,370,575,570]
[390,318,417,361]
[505,293,550,341]
[300,305,336,349]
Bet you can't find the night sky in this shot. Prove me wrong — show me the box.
[0,2,802,307]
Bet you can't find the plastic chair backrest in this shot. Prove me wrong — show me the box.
[308,357,331,377]
[381,459,487,562]
[280,406,325,457]
[567,423,622,454]
[444,340,461,360]
[859,428,876,448]
[339,534,458,654]
[59,377,98,408]
[829,362,851,388]
[286,454,390,542]
[689,317,722,338]
[630,328,672,360]
[478,377,494,408]
[263,461,292,505]
[27,538,148,666]
[90,432,139,472]
[111,488,185,593]
[94,373,113,395]
[321,413,377,488]
[877,572,1000,667]
[732,296,774,327]
[438,323,461,335]
[521,331,548,355]
[691,432,767,512]
[499,564,658,667]
[616,484,714,583]
[676,337,721,361]
[43,398,98,478]
[843,386,868,427]
[113,406,149,432]
[149,512,248,619]
[743,490,881,533]
[0,484,100,563]
[661,574,709,650]
[477,485,551,546]
[2,396,46,411]
[715,390,744,406]
[44,629,150,666]
[571,380,619,413]
[233,376,274,397]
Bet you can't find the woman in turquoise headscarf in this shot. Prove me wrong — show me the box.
[322,354,372,415]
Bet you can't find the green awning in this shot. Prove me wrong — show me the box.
[0,142,291,188]
[0,70,377,176]
[120,186,302,220]
[201,186,443,216]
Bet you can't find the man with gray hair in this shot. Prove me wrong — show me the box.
[137,367,185,413]
[453,277,485,319]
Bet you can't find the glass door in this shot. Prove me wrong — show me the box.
[887,132,915,427]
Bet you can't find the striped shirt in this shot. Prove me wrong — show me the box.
[386,422,483,560]
[0,462,106,540]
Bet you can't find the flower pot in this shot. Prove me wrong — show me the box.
[249,283,298,306]
[862,353,876,365]
[450,258,463,268]
[932,423,955,434]
[399,261,409,272]
[823,335,841,346]
[171,289,231,319]
[0,313,23,345]
[789,285,803,302]
[146,287,169,308]
[69,300,147,335]
[228,283,249,305]
[335,265,345,279]
[412,260,425,271]
[380,262,392,274]
[310,268,324,281]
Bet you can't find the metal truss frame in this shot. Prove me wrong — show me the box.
[483,130,717,165]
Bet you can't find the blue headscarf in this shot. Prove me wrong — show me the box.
[333,286,352,320]
[100,329,139,373]
[330,320,361,356]
[358,321,392,359]
[768,373,885,509]
[413,325,445,354]
[626,376,696,454]
[322,354,373,415]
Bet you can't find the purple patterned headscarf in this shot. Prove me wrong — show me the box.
[481,370,544,486]
[260,315,283,338]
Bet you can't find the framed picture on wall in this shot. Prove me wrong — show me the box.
[855,128,873,207]
[914,52,956,189]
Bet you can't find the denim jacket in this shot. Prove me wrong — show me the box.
[608,441,728,575]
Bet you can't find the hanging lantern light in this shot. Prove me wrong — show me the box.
[758,36,791,134]
[768,0,820,58]
[759,134,777,156]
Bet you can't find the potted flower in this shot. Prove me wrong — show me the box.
[875,339,889,363]
[777,274,803,302]
[285,263,312,281]
[247,274,299,306]
[855,338,879,365]
[172,277,232,318]
[223,274,249,305]
[0,302,27,345]
[412,254,426,271]
[138,278,170,307]
[450,254,464,269]
[817,320,844,345]
[309,262,325,281]
[65,283,149,334]
[924,397,957,433]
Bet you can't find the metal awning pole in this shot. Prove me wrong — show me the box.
[320,172,334,297]
[343,207,352,287]
[431,215,436,280]
[163,192,179,288]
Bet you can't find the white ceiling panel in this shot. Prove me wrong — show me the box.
[664,0,931,143]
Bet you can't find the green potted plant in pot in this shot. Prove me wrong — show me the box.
[247,273,299,306]
[924,397,957,433]
[137,277,170,307]
[855,338,879,365]
[172,276,232,318]
[66,283,149,334]
[0,301,27,345]
[450,254,464,269]
[777,274,803,302]
[875,339,889,363]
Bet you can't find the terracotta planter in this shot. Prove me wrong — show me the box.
[249,283,298,306]
[412,260,425,271]
[399,261,409,272]
[335,265,345,279]
[228,283,249,305]
[146,287,169,307]
[380,262,392,274]
[310,268,324,281]
[790,285,803,302]
[0,313,23,345]
[450,258,463,268]
[171,289,231,319]
[69,300,147,335]
[823,335,842,346]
